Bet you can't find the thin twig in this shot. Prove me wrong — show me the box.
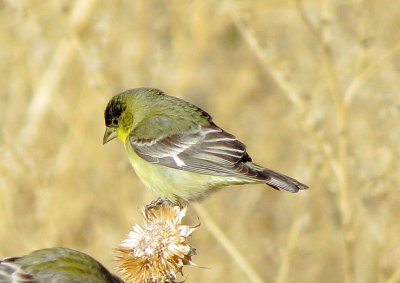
[344,42,400,105]
[276,198,305,283]
[297,1,354,282]
[321,1,353,282]
[17,0,97,145]
[193,203,267,283]
[226,0,305,109]
[227,0,341,176]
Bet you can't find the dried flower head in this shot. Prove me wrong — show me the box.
[115,201,198,283]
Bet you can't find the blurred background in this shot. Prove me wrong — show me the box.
[1,0,399,282]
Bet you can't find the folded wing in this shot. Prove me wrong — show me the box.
[130,122,261,179]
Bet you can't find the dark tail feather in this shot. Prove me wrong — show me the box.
[262,168,308,193]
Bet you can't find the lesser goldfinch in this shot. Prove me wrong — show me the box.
[0,247,123,283]
[103,88,308,203]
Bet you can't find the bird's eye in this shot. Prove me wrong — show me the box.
[112,118,118,126]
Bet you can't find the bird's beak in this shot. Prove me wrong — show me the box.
[103,127,117,144]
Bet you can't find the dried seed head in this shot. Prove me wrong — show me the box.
[115,202,197,283]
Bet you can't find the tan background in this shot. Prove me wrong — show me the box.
[1,0,399,282]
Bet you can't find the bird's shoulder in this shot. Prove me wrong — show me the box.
[131,108,211,141]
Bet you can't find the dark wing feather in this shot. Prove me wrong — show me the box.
[130,124,258,177]
[0,257,37,283]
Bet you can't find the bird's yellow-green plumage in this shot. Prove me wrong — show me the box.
[124,142,248,201]
[0,247,123,282]
[103,88,308,203]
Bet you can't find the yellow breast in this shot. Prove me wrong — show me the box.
[123,141,250,202]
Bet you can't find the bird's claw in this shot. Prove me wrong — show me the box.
[145,198,179,212]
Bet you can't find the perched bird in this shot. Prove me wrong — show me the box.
[0,247,123,283]
[103,88,308,203]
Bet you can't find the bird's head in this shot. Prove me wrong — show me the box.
[103,94,133,144]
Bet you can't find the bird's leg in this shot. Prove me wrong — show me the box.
[145,198,174,211]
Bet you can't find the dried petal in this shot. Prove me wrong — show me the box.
[115,202,198,283]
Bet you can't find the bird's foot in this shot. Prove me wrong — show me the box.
[145,198,174,210]
[145,198,182,218]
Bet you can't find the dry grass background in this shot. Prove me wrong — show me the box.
[1,0,400,282]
